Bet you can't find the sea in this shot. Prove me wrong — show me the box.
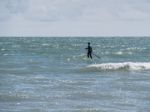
[0,37,150,112]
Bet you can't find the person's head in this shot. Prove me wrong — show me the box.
[88,42,90,45]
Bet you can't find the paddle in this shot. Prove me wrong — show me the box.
[93,53,101,59]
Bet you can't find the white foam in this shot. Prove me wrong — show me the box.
[1,48,5,51]
[86,62,150,71]
[115,51,123,55]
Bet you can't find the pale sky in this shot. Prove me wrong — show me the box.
[0,0,150,37]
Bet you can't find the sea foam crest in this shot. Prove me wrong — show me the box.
[86,62,150,71]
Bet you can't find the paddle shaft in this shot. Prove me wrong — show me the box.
[93,53,101,59]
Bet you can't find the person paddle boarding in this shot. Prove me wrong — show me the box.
[85,42,92,59]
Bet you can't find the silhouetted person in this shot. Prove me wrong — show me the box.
[85,42,92,59]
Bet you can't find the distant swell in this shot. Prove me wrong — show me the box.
[85,62,150,71]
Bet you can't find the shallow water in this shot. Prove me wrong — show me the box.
[0,37,150,112]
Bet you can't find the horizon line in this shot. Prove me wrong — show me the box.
[0,36,150,38]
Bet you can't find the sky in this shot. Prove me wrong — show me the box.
[0,0,150,37]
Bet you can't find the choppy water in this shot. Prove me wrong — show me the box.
[0,37,150,112]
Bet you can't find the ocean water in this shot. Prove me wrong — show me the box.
[0,37,150,112]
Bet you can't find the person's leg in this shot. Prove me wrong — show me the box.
[87,52,89,58]
[90,53,92,59]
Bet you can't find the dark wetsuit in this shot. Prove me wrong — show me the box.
[86,45,92,59]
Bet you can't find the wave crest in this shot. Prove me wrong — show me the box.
[85,62,150,71]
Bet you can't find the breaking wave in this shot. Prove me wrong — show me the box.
[85,62,150,71]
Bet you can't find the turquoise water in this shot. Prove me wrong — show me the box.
[0,37,150,112]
